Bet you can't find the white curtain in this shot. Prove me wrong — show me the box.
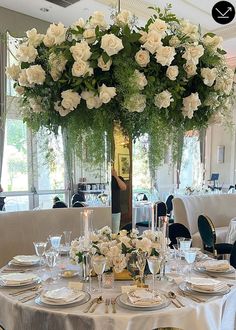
[0,35,7,182]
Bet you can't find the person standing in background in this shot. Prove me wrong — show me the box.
[111,168,127,233]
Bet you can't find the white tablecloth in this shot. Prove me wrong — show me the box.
[0,265,235,330]
[226,218,236,244]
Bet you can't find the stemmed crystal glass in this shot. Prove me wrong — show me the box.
[45,249,59,283]
[147,255,162,297]
[92,255,106,293]
[184,248,197,282]
[63,231,72,256]
[136,251,147,288]
[49,235,62,252]
[33,241,47,267]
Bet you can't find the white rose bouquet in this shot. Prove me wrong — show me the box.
[6,5,235,167]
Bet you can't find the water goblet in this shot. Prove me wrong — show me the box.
[63,231,72,256]
[45,249,59,283]
[49,235,62,252]
[136,251,147,287]
[147,255,162,297]
[92,255,106,293]
[184,248,197,282]
[180,238,192,254]
[33,241,47,267]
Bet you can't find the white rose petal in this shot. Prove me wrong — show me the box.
[72,60,93,77]
[148,18,168,37]
[83,28,96,44]
[90,11,107,30]
[54,101,71,117]
[135,49,150,67]
[203,35,223,51]
[26,28,44,47]
[182,45,204,65]
[16,43,38,63]
[182,92,201,119]
[101,34,124,56]
[143,30,162,54]
[26,65,46,85]
[99,84,116,104]
[201,68,217,87]
[18,69,33,87]
[43,35,55,47]
[70,41,91,61]
[61,89,81,110]
[133,70,148,90]
[155,46,176,66]
[97,56,112,71]
[46,22,66,45]
[166,65,179,81]
[124,94,146,113]
[115,10,132,27]
[154,90,173,108]
[6,64,21,80]
[184,63,197,78]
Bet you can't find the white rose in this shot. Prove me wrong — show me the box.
[133,70,147,90]
[43,35,55,47]
[169,36,181,47]
[180,20,199,40]
[18,69,33,87]
[26,65,46,85]
[61,89,81,110]
[203,35,223,51]
[46,22,66,45]
[166,65,179,81]
[29,97,43,113]
[201,68,217,87]
[97,56,112,71]
[99,84,116,104]
[70,41,91,61]
[208,111,224,125]
[83,28,96,44]
[182,45,204,65]
[214,77,233,95]
[148,18,168,37]
[135,49,150,67]
[135,237,152,253]
[81,90,102,109]
[154,90,173,108]
[71,18,85,29]
[49,52,67,81]
[139,30,148,44]
[90,11,107,30]
[155,46,176,66]
[101,34,124,56]
[16,43,38,63]
[184,63,197,78]
[54,101,71,117]
[72,60,93,77]
[26,28,44,47]
[182,92,201,119]
[15,85,25,95]
[143,30,162,54]
[113,254,127,273]
[124,94,146,113]
[6,64,21,80]
[115,10,132,27]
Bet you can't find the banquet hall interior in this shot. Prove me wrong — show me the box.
[0,0,236,330]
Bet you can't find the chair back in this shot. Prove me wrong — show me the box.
[136,193,148,201]
[168,223,191,247]
[121,222,133,232]
[166,195,174,214]
[230,240,236,269]
[71,192,86,204]
[52,201,67,208]
[198,214,216,248]
[72,201,85,208]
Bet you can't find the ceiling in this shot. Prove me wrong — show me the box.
[0,0,235,58]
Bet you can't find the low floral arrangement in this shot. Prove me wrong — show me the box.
[185,185,211,195]
[70,226,164,274]
[6,5,235,165]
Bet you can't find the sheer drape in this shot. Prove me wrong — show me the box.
[0,34,7,182]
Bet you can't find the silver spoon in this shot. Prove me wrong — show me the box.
[168,291,185,307]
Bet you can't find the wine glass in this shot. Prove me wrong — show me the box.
[63,231,72,256]
[33,241,47,267]
[184,248,197,282]
[49,235,62,251]
[45,249,58,283]
[147,255,162,297]
[136,251,147,288]
[92,255,106,293]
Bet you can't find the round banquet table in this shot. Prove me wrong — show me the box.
[0,263,235,330]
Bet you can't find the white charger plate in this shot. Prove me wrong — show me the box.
[194,265,234,275]
[0,277,41,287]
[179,281,230,296]
[117,293,170,311]
[35,291,90,307]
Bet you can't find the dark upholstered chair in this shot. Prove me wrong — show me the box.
[168,223,191,248]
[198,215,232,258]
[52,201,68,208]
[72,201,85,208]
[166,195,174,224]
[121,222,133,232]
[230,240,236,269]
[71,192,86,204]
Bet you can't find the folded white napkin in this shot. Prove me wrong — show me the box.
[0,273,38,285]
[203,260,230,272]
[13,255,40,264]
[187,277,226,292]
[42,287,84,303]
[127,289,162,306]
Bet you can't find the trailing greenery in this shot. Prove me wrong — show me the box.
[6,5,235,167]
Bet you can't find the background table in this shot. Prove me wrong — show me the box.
[226,217,236,244]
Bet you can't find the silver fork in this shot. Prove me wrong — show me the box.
[111,298,116,313]
[105,298,110,313]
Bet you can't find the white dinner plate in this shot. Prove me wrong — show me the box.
[179,281,230,296]
[117,293,170,311]
[194,265,235,275]
[0,277,41,287]
[35,291,90,307]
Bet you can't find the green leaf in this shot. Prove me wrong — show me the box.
[217,48,227,55]
[102,51,110,64]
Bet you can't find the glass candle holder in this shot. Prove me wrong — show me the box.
[102,272,114,289]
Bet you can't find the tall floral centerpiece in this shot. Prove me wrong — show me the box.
[6,5,235,166]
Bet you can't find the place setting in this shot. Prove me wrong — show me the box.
[194,260,235,276]
[0,272,41,288]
